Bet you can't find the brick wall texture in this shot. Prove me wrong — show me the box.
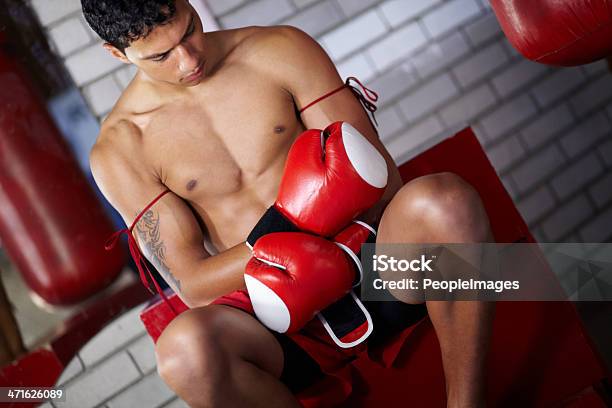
[29,0,612,406]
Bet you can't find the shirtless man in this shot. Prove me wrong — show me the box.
[83,1,495,406]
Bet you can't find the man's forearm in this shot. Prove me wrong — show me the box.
[182,243,252,308]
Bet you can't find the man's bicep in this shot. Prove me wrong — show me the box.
[90,143,209,299]
[131,191,210,299]
[272,27,403,218]
[274,27,382,144]
[271,27,347,127]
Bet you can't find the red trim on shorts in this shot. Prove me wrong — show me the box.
[211,290,254,314]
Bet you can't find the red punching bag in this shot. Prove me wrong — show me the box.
[490,0,612,66]
[0,39,126,305]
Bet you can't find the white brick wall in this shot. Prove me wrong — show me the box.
[78,306,146,367]
[516,186,556,225]
[47,17,91,57]
[550,153,604,200]
[64,43,124,87]
[410,31,471,79]
[589,172,612,209]
[82,76,124,117]
[127,335,158,373]
[511,145,566,194]
[366,63,418,105]
[281,1,344,38]
[479,95,537,141]
[107,373,175,408]
[463,12,500,46]
[336,53,377,83]
[531,68,586,107]
[335,0,379,17]
[485,135,525,173]
[30,0,81,26]
[491,59,548,98]
[58,352,141,408]
[367,23,427,71]
[220,0,295,28]
[164,398,190,408]
[398,73,459,123]
[598,139,612,167]
[206,0,245,16]
[320,10,388,60]
[582,60,609,77]
[376,105,406,141]
[379,0,442,28]
[56,356,84,386]
[387,115,445,163]
[422,0,480,38]
[560,113,610,159]
[569,74,612,117]
[580,207,612,242]
[520,104,575,151]
[439,84,497,126]
[452,42,509,89]
[541,195,594,241]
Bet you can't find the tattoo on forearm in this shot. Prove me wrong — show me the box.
[135,209,182,292]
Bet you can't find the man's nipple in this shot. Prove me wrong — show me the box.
[186,179,197,191]
[274,125,286,134]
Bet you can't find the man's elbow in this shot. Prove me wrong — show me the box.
[174,282,203,309]
[171,260,217,309]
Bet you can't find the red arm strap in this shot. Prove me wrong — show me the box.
[299,76,380,129]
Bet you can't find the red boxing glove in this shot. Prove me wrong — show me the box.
[245,232,356,334]
[333,220,377,287]
[246,121,387,248]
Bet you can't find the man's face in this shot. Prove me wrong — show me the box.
[121,0,208,86]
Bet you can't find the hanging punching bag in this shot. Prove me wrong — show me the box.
[490,0,612,66]
[0,37,126,306]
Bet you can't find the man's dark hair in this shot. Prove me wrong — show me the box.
[81,0,177,52]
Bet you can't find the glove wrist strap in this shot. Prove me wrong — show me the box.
[246,206,300,249]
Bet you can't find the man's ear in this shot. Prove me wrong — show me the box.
[103,43,131,64]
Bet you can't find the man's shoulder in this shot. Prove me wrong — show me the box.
[236,25,316,61]
[226,26,319,68]
[98,114,142,143]
[91,117,142,168]
[233,25,322,87]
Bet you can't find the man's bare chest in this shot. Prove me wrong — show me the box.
[141,80,301,201]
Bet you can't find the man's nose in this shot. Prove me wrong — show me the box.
[176,45,199,73]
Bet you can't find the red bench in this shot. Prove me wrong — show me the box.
[140,128,610,407]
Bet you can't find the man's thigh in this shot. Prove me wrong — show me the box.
[209,305,325,393]
[158,305,285,378]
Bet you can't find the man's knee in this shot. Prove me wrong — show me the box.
[155,308,229,401]
[386,172,490,238]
